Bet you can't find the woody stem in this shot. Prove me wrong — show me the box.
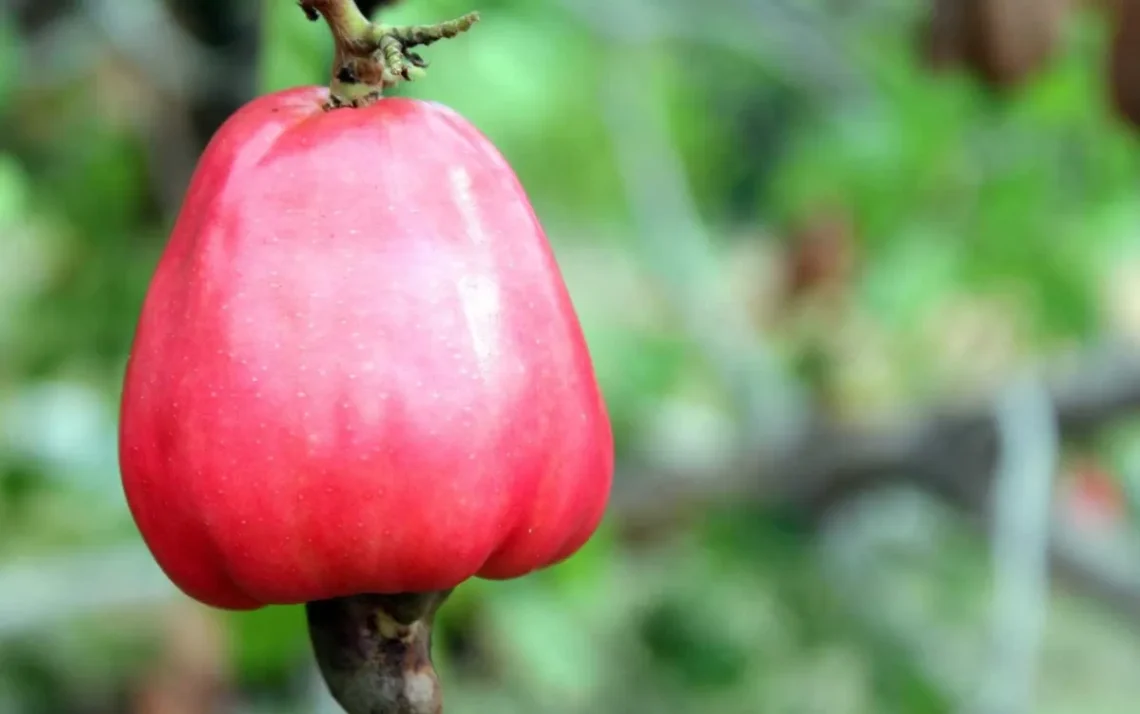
[298,0,480,109]
[306,590,454,714]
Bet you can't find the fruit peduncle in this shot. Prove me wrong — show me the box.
[306,590,454,714]
[299,0,479,109]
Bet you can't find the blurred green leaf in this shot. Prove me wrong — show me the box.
[228,605,310,683]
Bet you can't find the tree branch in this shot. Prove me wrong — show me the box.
[613,343,1140,631]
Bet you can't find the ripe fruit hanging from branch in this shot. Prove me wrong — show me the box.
[918,0,1071,89]
[117,2,614,713]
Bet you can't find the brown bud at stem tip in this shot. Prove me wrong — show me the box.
[306,590,453,714]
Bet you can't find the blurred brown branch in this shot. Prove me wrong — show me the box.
[613,344,1140,631]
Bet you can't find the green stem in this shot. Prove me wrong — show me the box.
[307,590,454,714]
[300,0,480,109]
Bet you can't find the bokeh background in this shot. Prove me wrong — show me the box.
[5,0,1140,712]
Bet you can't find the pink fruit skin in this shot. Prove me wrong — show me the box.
[118,86,613,610]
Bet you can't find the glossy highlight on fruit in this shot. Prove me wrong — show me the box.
[118,86,614,610]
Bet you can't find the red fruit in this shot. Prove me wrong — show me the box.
[118,86,614,611]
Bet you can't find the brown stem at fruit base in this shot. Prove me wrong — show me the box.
[307,590,454,714]
[299,0,479,109]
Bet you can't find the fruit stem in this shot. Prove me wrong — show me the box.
[299,0,480,109]
[306,590,453,714]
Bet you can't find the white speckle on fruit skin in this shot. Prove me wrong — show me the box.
[449,166,502,375]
